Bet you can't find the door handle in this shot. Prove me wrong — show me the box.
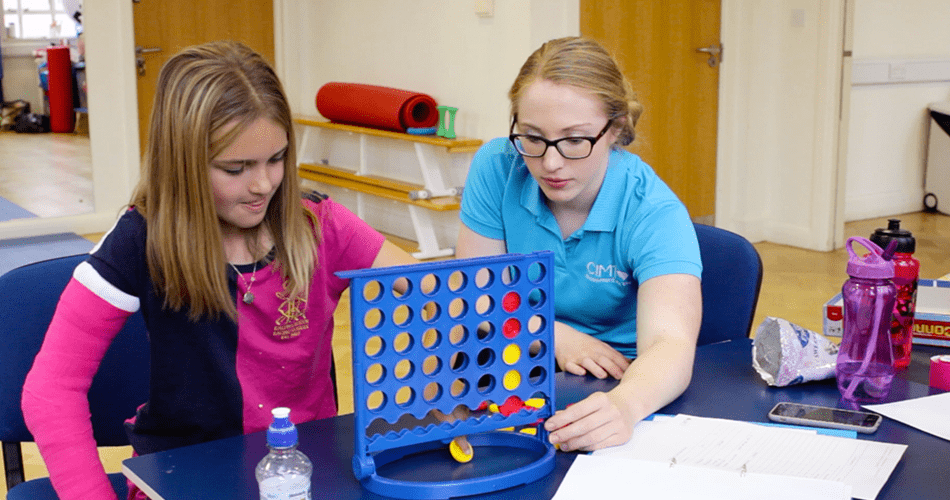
[696,44,723,67]
[135,46,162,76]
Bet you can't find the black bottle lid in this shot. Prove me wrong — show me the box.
[870,219,915,254]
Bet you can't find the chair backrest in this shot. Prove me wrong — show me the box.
[694,223,763,346]
[0,254,150,490]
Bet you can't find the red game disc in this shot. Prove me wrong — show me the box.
[502,292,521,313]
[503,318,521,339]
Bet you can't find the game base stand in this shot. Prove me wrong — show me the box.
[337,252,557,499]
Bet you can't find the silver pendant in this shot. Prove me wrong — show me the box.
[243,292,255,304]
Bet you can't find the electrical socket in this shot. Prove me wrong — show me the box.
[474,0,494,18]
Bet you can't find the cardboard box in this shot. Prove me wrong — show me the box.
[823,279,950,347]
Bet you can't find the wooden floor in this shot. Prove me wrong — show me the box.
[3,132,950,497]
[0,131,94,219]
[753,212,950,336]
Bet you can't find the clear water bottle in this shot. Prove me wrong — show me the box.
[836,237,897,402]
[256,407,312,500]
[870,219,920,369]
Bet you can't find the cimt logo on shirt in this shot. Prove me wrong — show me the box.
[585,262,631,286]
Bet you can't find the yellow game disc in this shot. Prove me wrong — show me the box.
[502,344,521,365]
[525,398,545,409]
[449,437,473,463]
[503,370,521,390]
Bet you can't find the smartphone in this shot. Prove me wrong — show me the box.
[767,402,882,434]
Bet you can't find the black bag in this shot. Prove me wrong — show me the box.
[14,113,50,134]
[1,100,30,131]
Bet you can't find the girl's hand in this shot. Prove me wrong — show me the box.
[543,390,634,452]
[554,322,630,380]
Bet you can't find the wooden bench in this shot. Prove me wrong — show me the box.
[297,163,460,211]
[294,116,482,259]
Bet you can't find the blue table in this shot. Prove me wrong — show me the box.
[123,339,947,499]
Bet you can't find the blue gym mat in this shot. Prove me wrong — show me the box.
[0,196,94,276]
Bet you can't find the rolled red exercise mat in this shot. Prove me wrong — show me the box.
[46,46,75,133]
[315,82,439,133]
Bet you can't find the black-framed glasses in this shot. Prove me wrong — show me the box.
[509,118,614,160]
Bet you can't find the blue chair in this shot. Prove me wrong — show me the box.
[0,254,150,499]
[693,223,763,346]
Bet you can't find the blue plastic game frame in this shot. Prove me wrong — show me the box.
[337,252,557,499]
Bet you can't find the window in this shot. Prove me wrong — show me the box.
[3,0,79,40]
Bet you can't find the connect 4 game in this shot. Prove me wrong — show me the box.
[338,252,557,499]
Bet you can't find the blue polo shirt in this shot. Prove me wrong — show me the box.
[460,137,702,358]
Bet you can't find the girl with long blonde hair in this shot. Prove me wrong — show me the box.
[23,40,419,500]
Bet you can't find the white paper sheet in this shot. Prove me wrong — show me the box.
[554,455,852,500]
[587,414,905,500]
[863,391,950,441]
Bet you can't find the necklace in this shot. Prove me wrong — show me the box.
[229,261,258,304]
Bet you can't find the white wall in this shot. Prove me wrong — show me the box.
[276,1,578,142]
[844,0,950,221]
[280,0,851,252]
[279,0,853,252]
[274,1,579,244]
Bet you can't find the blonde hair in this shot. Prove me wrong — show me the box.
[508,36,642,146]
[130,40,318,321]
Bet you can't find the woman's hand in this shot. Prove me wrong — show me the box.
[554,322,630,380]
[543,390,635,452]
[547,274,702,453]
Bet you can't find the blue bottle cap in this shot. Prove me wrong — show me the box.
[267,407,298,448]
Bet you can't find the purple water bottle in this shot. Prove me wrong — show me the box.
[836,237,896,402]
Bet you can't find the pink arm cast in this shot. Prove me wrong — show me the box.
[21,278,132,500]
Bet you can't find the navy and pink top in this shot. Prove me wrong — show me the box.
[22,193,385,499]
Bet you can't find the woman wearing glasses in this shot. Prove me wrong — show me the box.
[457,37,702,452]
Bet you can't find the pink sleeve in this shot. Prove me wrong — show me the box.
[311,197,386,271]
[22,278,132,500]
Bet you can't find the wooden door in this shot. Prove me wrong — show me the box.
[581,0,720,222]
[133,0,274,151]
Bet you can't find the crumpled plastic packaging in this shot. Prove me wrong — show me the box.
[752,316,838,387]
